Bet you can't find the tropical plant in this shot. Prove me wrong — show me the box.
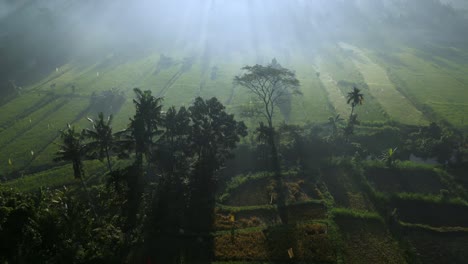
[346,86,364,117]
[381,147,398,168]
[54,124,96,215]
[54,124,86,180]
[186,97,247,231]
[131,88,164,164]
[157,106,191,176]
[188,97,247,169]
[84,112,115,172]
[328,114,344,138]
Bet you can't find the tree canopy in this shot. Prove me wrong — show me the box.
[234,61,300,128]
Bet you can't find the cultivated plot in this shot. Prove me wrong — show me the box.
[338,42,427,125]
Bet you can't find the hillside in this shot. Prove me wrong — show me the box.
[0,0,468,263]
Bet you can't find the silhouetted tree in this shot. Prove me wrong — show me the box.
[54,124,95,216]
[157,106,191,177]
[148,106,192,254]
[234,62,300,129]
[346,86,364,118]
[234,61,299,224]
[345,87,364,137]
[187,97,247,230]
[131,88,164,165]
[84,112,115,172]
[55,124,86,180]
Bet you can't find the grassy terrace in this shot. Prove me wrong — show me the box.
[375,47,468,129]
[2,41,468,177]
[3,160,107,192]
[338,42,427,125]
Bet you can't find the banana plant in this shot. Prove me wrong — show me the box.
[381,147,398,168]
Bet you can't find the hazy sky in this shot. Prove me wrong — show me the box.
[0,0,466,73]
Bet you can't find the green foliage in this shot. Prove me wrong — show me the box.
[129,88,164,163]
[83,112,115,171]
[234,60,300,128]
[189,97,248,167]
[381,147,398,168]
[398,221,468,233]
[393,192,468,206]
[219,172,273,203]
[0,186,125,263]
[216,204,277,214]
[54,124,86,179]
[346,87,364,111]
[3,160,106,192]
[331,207,384,222]
[364,160,435,170]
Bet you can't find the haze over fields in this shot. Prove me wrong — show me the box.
[1,1,468,263]
[1,0,467,175]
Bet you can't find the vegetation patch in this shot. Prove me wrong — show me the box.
[400,223,468,264]
[214,205,278,230]
[321,167,375,211]
[391,195,468,227]
[220,172,273,206]
[365,167,446,194]
[3,160,107,192]
[286,200,328,223]
[214,222,336,263]
[334,213,406,264]
[332,208,383,223]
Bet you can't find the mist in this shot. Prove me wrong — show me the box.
[1,0,467,78]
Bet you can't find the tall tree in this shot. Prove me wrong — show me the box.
[131,88,164,164]
[234,61,300,224]
[54,124,95,216]
[55,124,86,180]
[233,62,300,129]
[187,97,247,231]
[84,112,114,172]
[146,106,192,263]
[113,88,164,231]
[345,87,364,137]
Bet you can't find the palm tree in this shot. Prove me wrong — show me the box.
[84,112,114,172]
[346,87,364,117]
[131,88,164,163]
[55,124,96,216]
[55,124,86,179]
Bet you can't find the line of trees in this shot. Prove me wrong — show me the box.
[53,88,247,262]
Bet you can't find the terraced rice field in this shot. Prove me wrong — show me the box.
[1,42,468,179]
[338,42,427,125]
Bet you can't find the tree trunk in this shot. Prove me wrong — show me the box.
[79,175,97,218]
[105,148,113,172]
[268,127,288,224]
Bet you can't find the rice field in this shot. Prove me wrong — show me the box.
[1,42,467,179]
